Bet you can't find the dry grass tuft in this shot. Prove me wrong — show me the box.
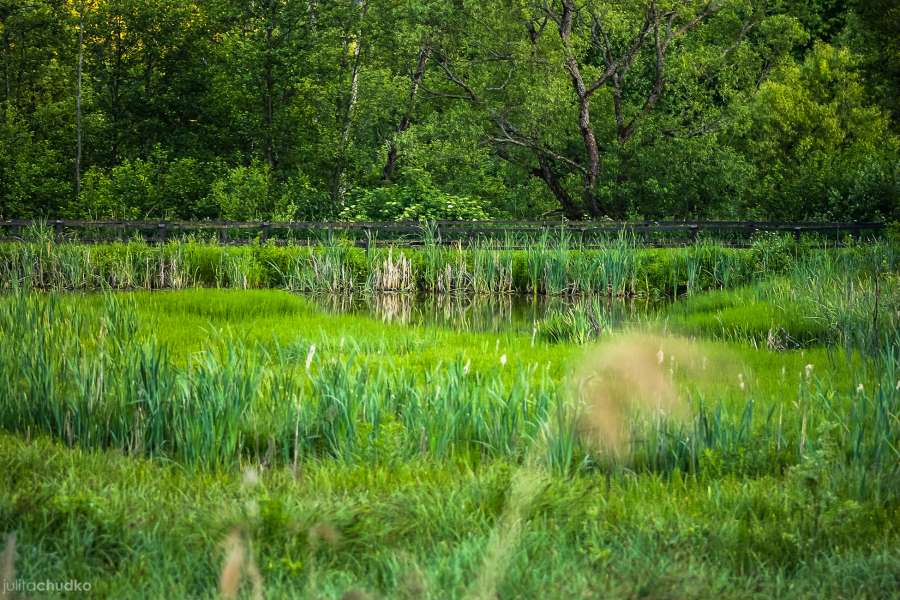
[398,566,429,600]
[571,334,710,458]
[218,529,263,600]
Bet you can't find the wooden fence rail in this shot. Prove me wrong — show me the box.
[0,219,886,247]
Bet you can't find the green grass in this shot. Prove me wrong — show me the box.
[0,288,894,472]
[0,245,898,598]
[2,434,897,599]
[665,258,899,352]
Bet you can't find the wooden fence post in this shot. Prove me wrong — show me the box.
[157,222,167,244]
[689,224,699,244]
[54,219,63,242]
[260,222,269,243]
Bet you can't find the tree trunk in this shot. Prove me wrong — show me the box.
[532,156,581,220]
[560,1,602,218]
[75,0,84,200]
[264,8,276,171]
[383,44,430,181]
[330,0,367,211]
[2,14,10,103]
[574,91,601,217]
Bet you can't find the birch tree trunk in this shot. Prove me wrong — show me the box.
[75,0,85,199]
[330,0,367,212]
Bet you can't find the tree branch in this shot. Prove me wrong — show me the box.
[584,9,653,97]
[491,117,587,174]
[433,56,481,103]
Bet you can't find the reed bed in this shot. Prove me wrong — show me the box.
[667,242,900,353]
[0,290,896,488]
[0,231,814,298]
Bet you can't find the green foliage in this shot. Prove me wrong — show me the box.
[740,42,900,220]
[1,1,897,221]
[341,170,490,222]
[210,162,274,222]
[70,148,218,219]
[0,109,71,218]
[273,172,330,221]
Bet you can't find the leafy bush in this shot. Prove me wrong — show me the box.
[74,161,156,220]
[273,172,330,222]
[70,148,217,220]
[341,169,489,222]
[209,161,274,221]
[0,108,71,218]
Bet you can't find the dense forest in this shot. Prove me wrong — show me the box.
[1,0,898,222]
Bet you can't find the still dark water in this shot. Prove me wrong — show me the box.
[304,293,656,334]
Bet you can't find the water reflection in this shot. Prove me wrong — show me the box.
[306,293,653,334]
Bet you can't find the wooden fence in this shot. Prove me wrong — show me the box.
[0,219,886,248]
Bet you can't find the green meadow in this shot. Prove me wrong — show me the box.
[0,240,898,598]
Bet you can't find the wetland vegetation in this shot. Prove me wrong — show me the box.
[0,237,897,598]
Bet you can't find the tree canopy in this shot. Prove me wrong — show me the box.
[1,0,897,221]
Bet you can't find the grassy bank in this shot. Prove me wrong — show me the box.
[2,233,872,298]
